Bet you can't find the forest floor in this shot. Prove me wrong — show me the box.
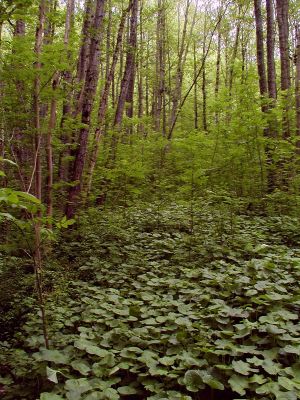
[1,203,300,399]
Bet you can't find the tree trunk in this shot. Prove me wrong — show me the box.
[154,0,166,134]
[276,0,291,138]
[66,0,107,218]
[114,0,138,127]
[137,0,144,134]
[215,21,221,124]
[254,0,268,104]
[85,1,133,197]
[266,0,277,101]
[46,74,59,227]
[295,25,300,142]
[202,12,208,132]
[193,40,198,130]
[254,0,276,192]
[58,0,75,181]
[74,0,95,117]
[169,0,191,132]
[33,0,49,350]
[228,9,241,96]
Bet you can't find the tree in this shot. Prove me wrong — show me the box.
[276,0,291,138]
[66,0,107,218]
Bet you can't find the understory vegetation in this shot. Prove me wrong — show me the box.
[1,201,300,399]
[1,0,300,398]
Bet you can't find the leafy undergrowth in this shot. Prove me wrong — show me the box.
[1,203,300,400]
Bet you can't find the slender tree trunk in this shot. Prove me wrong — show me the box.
[266,0,277,189]
[193,40,198,130]
[295,25,300,143]
[215,21,221,124]
[106,0,112,82]
[168,5,226,140]
[202,13,208,132]
[154,0,166,134]
[145,36,150,118]
[170,0,191,131]
[228,5,241,95]
[66,0,107,218]
[254,0,268,105]
[33,0,49,350]
[73,0,95,117]
[137,0,144,134]
[266,0,277,101]
[254,0,276,192]
[114,0,138,126]
[33,3,45,202]
[58,0,75,181]
[85,1,133,197]
[11,19,28,187]
[276,0,291,138]
[46,74,59,227]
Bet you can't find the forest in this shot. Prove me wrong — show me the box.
[0,0,300,398]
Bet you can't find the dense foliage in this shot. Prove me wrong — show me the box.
[1,0,300,399]
[1,202,300,399]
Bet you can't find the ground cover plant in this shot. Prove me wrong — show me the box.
[1,203,300,400]
[1,0,300,398]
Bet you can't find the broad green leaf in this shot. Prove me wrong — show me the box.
[40,394,64,400]
[198,370,224,390]
[46,366,59,384]
[117,386,138,395]
[15,191,41,204]
[65,378,93,399]
[183,370,205,392]
[261,359,281,375]
[84,393,103,400]
[278,377,296,391]
[71,360,91,376]
[249,374,267,384]
[282,345,300,355]
[159,356,176,366]
[74,339,110,357]
[256,381,280,395]
[101,388,120,400]
[228,374,249,395]
[0,157,17,166]
[35,349,69,364]
[232,360,251,375]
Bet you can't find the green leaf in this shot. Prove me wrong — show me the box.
[261,359,281,375]
[35,349,69,364]
[228,374,249,396]
[278,377,295,391]
[232,360,251,375]
[198,370,224,390]
[255,381,280,395]
[74,339,110,357]
[71,360,91,376]
[159,356,176,366]
[101,388,120,400]
[117,386,138,395]
[65,378,93,399]
[0,157,17,166]
[249,374,267,384]
[15,191,41,204]
[282,345,300,355]
[40,394,64,400]
[46,366,59,384]
[84,393,102,400]
[183,370,205,392]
